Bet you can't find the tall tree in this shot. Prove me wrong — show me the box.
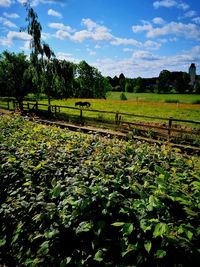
[0,51,32,108]
[24,2,55,108]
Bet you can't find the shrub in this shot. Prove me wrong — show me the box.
[0,115,200,266]
[120,92,127,100]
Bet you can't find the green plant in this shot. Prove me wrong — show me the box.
[120,92,127,100]
[0,114,200,266]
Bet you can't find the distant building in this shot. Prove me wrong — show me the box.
[189,63,196,86]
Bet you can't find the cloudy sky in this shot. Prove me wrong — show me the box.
[0,0,200,78]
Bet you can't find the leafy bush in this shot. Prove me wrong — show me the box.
[0,115,200,266]
[120,92,127,100]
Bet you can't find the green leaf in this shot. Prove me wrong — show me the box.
[40,241,49,255]
[60,257,71,266]
[153,223,168,238]
[144,241,152,253]
[23,181,31,186]
[94,250,103,262]
[155,249,166,258]
[76,221,93,234]
[186,230,193,240]
[111,222,125,227]
[52,183,61,198]
[0,238,6,247]
[122,223,134,235]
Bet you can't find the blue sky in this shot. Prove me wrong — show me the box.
[0,0,200,78]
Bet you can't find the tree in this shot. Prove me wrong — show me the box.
[157,70,171,93]
[76,60,108,98]
[119,73,126,91]
[24,3,55,108]
[0,51,32,108]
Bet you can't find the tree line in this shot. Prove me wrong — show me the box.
[0,51,110,102]
[107,70,200,94]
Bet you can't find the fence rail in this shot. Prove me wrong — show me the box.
[0,98,199,147]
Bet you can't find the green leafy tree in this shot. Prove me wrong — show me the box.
[0,51,32,108]
[76,60,108,98]
[119,73,126,91]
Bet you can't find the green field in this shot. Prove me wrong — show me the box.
[37,97,200,124]
[107,92,200,104]
[1,93,200,126]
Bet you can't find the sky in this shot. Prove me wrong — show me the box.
[0,0,200,78]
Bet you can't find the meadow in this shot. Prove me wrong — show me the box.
[37,94,200,124]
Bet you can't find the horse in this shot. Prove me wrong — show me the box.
[75,101,91,108]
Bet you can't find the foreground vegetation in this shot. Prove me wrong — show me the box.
[0,115,200,266]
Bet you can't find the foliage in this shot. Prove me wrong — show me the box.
[76,60,109,98]
[120,92,127,100]
[0,51,32,108]
[0,115,200,266]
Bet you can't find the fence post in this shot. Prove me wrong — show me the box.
[80,109,83,125]
[35,100,38,112]
[115,112,119,125]
[55,105,57,116]
[168,117,173,141]
[27,102,30,110]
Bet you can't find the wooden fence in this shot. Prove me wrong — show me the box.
[0,98,200,147]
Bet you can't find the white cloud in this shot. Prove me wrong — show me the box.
[123,48,133,52]
[132,22,153,33]
[0,0,13,7]
[178,2,189,10]
[95,44,101,49]
[0,17,17,28]
[20,40,31,51]
[55,30,71,40]
[152,17,165,24]
[153,0,177,9]
[51,18,162,51]
[17,0,66,6]
[183,10,197,18]
[132,21,200,41]
[153,0,189,10]
[143,40,161,50]
[192,17,200,24]
[82,18,98,31]
[87,48,96,56]
[3,12,20,19]
[110,37,141,46]
[56,52,80,63]
[48,9,62,18]
[48,22,74,32]
[0,31,31,46]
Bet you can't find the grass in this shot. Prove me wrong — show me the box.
[107,92,200,104]
[1,93,200,128]
[37,98,200,123]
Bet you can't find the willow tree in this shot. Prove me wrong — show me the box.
[24,2,55,109]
